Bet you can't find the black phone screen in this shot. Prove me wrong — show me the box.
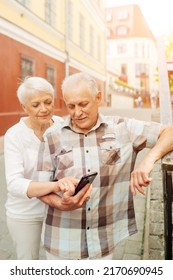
[73,172,98,195]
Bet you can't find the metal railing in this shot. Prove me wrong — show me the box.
[157,36,173,260]
[162,160,173,259]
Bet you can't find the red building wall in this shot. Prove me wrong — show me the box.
[0,34,66,136]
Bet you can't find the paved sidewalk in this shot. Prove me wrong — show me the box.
[113,192,147,260]
[113,148,148,260]
[0,137,4,155]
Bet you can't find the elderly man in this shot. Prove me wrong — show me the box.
[38,72,173,260]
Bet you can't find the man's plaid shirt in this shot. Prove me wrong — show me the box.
[37,114,161,259]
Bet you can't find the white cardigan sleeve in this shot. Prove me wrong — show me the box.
[4,130,32,199]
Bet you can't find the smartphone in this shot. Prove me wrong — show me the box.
[73,172,98,196]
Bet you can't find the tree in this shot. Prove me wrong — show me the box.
[165,34,173,60]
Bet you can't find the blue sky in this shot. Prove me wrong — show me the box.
[105,0,173,37]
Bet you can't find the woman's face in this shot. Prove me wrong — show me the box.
[22,92,54,125]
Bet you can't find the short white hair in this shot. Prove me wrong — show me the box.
[17,76,54,105]
[61,72,99,97]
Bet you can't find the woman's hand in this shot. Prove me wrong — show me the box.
[39,183,92,211]
[53,176,78,196]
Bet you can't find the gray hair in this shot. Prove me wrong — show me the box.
[61,72,99,97]
[17,76,54,105]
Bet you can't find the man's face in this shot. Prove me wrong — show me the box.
[63,82,101,133]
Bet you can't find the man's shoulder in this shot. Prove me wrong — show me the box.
[102,114,126,125]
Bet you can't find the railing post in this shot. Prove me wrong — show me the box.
[157,36,173,259]
[162,162,173,259]
[157,36,172,125]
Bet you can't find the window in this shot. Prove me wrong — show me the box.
[116,26,128,36]
[106,43,110,56]
[146,44,150,58]
[135,63,149,76]
[79,13,85,49]
[67,0,73,41]
[141,43,149,59]
[46,65,56,93]
[16,0,30,7]
[120,64,127,82]
[21,56,34,81]
[134,43,139,57]
[117,10,129,20]
[97,35,101,61]
[45,0,56,27]
[142,43,145,58]
[106,27,112,38]
[96,0,102,8]
[89,25,94,56]
[106,12,112,22]
[117,43,127,54]
[107,43,115,57]
[121,64,127,75]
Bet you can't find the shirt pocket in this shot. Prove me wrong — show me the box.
[99,141,121,165]
[55,146,74,170]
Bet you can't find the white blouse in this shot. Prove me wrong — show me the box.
[4,116,63,219]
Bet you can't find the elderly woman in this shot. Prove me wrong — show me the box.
[4,77,78,260]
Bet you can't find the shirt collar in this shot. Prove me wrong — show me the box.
[62,113,108,133]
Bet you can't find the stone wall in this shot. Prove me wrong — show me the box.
[149,160,165,259]
[148,157,173,260]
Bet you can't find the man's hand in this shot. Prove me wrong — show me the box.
[130,124,173,195]
[130,160,153,196]
[39,183,92,211]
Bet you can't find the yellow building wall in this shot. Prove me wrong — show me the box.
[29,0,45,20]
[67,0,106,75]
[0,0,65,51]
[1,0,106,77]
[68,41,105,73]
[24,0,66,33]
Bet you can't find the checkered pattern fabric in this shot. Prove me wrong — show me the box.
[37,114,161,259]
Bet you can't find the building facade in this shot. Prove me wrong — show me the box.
[0,0,106,135]
[106,4,158,108]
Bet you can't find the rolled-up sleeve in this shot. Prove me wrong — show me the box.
[125,119,162,149]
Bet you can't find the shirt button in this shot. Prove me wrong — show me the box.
[86,150,89,153]
[88,169,90,172]
[87,227,90,230]
[88,208,90,211]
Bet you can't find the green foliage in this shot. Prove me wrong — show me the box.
[155,34,173,93]
[169,74,173,93]
[166,34,173,60]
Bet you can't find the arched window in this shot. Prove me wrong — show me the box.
[116,26,128,36]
